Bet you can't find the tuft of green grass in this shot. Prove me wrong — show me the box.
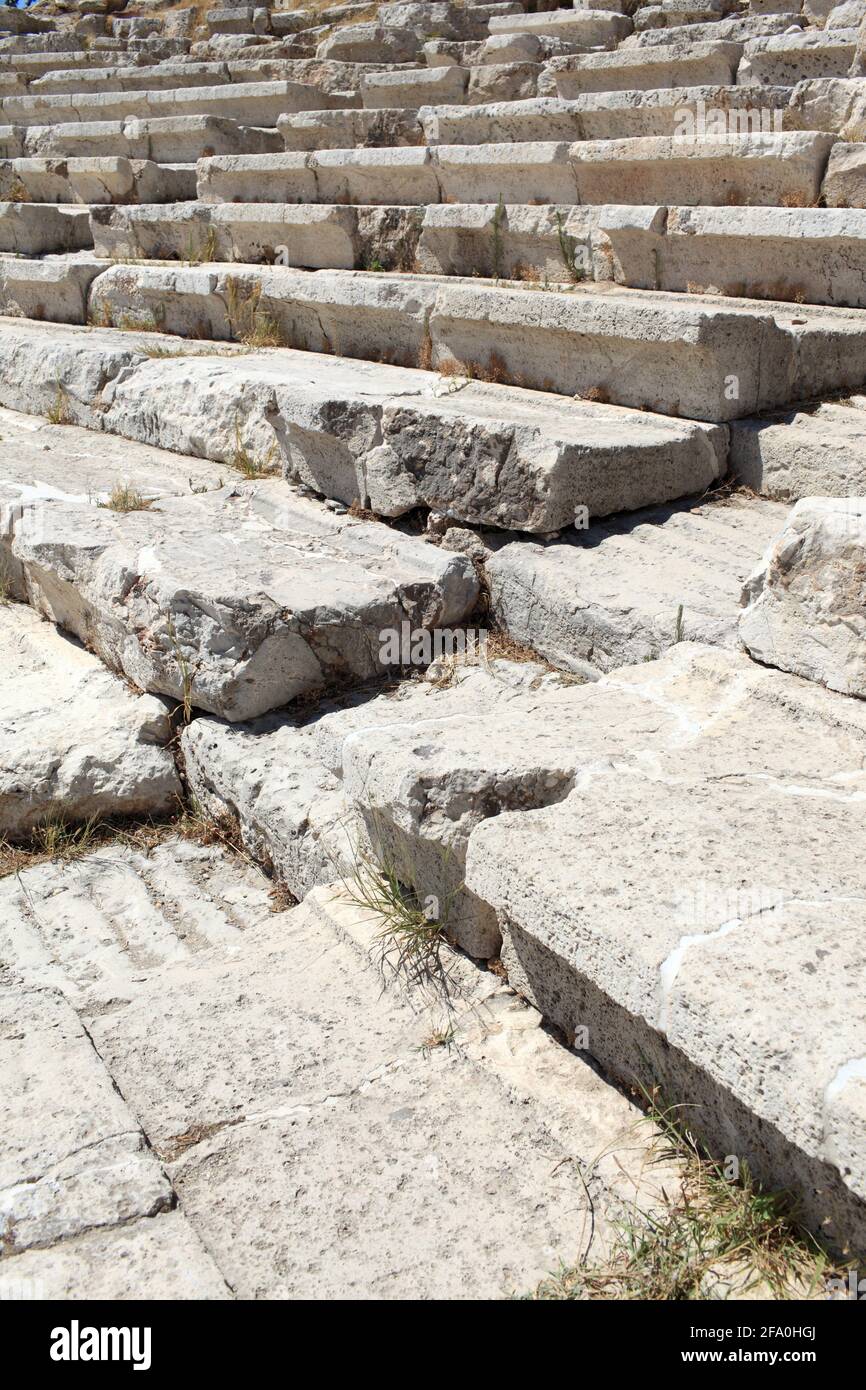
[555,211,586,285]
[526,1093,841,1302]
[0,813,103,877]
[229,417,279,479]
[165,613,193,725]
[343,845,447,992]
[99,483,151,514]
[46,386,73,426]
[184,225,218,266]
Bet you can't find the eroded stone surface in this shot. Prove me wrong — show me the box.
[0,984,171,1253]
[740,496,866,697]
[0,603,179,836]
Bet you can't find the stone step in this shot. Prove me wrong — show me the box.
[22,55,380,98]
[416,201,861,299]
[1,80,349,131]
[77,265,866,421]
[0,602,180,838]
[462,639,866,1255]
[278,106,423,151]
[0,203,90,255]
[623,12,807,45]
[487,7,634,44]
[1,842,667,1297]
[0,982,175,1255]
[540,40,744,95]
[87,199,866,309]
[197,132,835,207]
[738,28,859,83]
[0,157,195,206]
[423,32,602,70]
[0,836,284,1015]
[2,473,477,722]
[0,255,106,324]
[416,86,794,143]
[487,493,788,673]
[635,0,743,30]
[730,396,866,496]
[0,319,725,532]
[359,59,542,108]
[8,116,283,164]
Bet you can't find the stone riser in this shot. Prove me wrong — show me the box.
[0,80,355,131]
[0,158,195,206]
[197,132,835,208]
[0,202,90,255]
[70,263,866,422]
[86,200,866,309]
[0,117,283,164]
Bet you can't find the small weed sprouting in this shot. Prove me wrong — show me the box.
[674,603,685,644]
[342,838,455,997]
[47,386,73,426]
[99,483,151,514]
[229,417,280,479]
[525,1093,840,1302]
[0,813,103,877]
[555,212,585,285]
[165,613,193,725]
[184,225,218,266]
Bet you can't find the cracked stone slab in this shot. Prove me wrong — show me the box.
[0,156,195,204]
[184,659,623,957]
[0,984,171,1254]
[0,1210,231,1300]
[464,641,866,1253]
[88,884,661,1298]
[740,496,866,697]
[0,603,180,837]
[5,477,477,720]
[0,319,726,530]
[488,494,788,675]
[0,837,291,1016]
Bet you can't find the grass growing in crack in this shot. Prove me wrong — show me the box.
[184,225,218,266]
[0,813,104,877]
[344,845,447,993]
[99,483,151,514]
[165,613,193,724]
[526,1094,840,1302]
[224,276,289,349]
[229,417,279,479]
[46,386,73,426]
[555,212,586,285]
[0,801,261,881]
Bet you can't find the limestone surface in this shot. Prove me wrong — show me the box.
[0,604,179,836]
[739,496,866,697]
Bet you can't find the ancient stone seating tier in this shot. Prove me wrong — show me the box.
[1,0,865,1296]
